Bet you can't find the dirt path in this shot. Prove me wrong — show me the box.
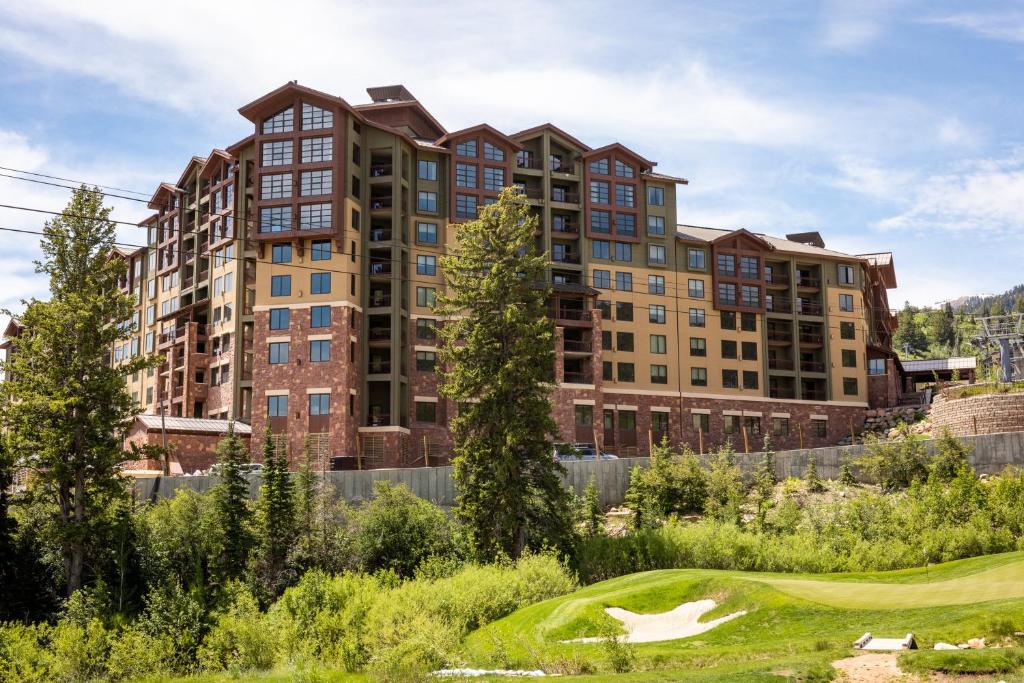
[832,653,919,682]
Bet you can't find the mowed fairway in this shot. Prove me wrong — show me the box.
[463,552,1024,680]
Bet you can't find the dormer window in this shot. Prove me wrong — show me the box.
[455,139,477,158]
[483,142,504,162]
[262,106,294,134]
[302,102,333,130]
[614,159,635,178]
[589,158,609,175]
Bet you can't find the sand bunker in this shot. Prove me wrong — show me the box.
[565,599,746,643]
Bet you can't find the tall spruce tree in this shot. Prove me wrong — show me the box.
[212,423,252,582]
[0,187,153,595]
[435,187,572,559]
[256,428,294,593]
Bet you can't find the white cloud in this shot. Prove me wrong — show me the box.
[829,156,917,201]
[818,0,906,51]
[928,10,1024,43]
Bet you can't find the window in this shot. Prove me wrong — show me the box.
[261,173,292,199]
[742,285,760,308]
[842,349,857,368]
[838,264,855,285]
[773,417,789,437]
[269,308,290,330]
[721,340,737,359]
[300,170,331,196]
[719,282,737,305]
[615,242,633,262]
[483,167,504,191]
[640,214,665,237]
[482,142,504,161]
[309,340,330,362]
[648,244,667,265]
[688,279,704,298]
[456,194,478,219]
[689,308,705,327]
[310,272,331,294]
[601,330,612,350]
[616,302,633,321]
[590,180,610,204]
[417,319,437,341]
[615,213,637,236]
[693,413,710,433]
[455,163,477,188]
[592,240,610,260]
[744,416,762,436]
[649,274,665,295]
[839,294,854,312]
[616,331,634,352]
[267,395,288,417]
[416,286,436,308]
[416,351,436,371]
[717,254,736,276]
[649,304,666,324]
[262,140,292,166]
[615,183,635,207]
[596,300,612,320]
[415,401,437,423]
[297,203,331,231]
[811,419,827,438]
[352,143,361,166]
[414,160,437,182]
[617,362,635,382]
[455,139,477,157]
[271,275,291,297]
[869,358,886,375]
[741,313,757,332]
[260,207,292,233]
[651,364,668,384]
[688,248,706,270]
[720,311,736,330]
[742,341,758,361]
[272,243,292,263]
[648,186,665,206]
[593,269,611,289]
[310,305,331,328]
[269,342,289,364]
[417,222,438,244]
[416,254,437,276]
[691,367,707,386]
[615,272,633,292]
[309,393,330,417]
[589,158,609,175]
[614,159,635,177]
[843,377,859,395]
[690,337,706,356]
[591,210,611,233]
[311,240,331,261]
[301,136,333,163]
[841,322,856,340]
[262,106,293,134]
[650,334,667,354]
[417,191,438,213]
[603,361,613,380]
[743,371,759,390]
[740,256,759,279]
[302,102,332,129]
[575,404,593,428]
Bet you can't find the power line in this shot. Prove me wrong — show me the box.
[0,166,153,197]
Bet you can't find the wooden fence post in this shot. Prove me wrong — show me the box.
[742,425,749,453]
[356,434,363,471]
[798,423,804,450]
[698,428,704,456]
[423,436,430,468]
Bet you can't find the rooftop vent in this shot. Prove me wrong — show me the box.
[366,85,416,103]
[785,231,825,248]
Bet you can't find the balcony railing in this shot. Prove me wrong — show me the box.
[769,388,797,399]
[516,156,543,170]
[768,357,795,371]
[367,412,391,427]
[767,331,793,343]
[369,261,392,276]
[765,273,789,286]
[367,360,391,374]
[368,293,392,308]
[369,196,393,210]
[799,332,824,344]
[796,301,823,316]
[766,298,792,313]
[563,339,591,352]
[550,161,575,174]
[551,190,580,203]
[802,389,827,401]
[369,228,392,242]
[368,327,391,341]
[552,221,579,234]
[800,360,826,373]
[552,252,581,264]
[517,187,544,199]
[369,164,393,177]
[563,371,593,384]
[172,386,183,398]
[797,276,821,288]
[547,306,589,321]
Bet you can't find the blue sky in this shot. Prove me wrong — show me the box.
[0,0,1022,326]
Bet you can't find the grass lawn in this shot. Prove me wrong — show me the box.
[462,552,1024,681]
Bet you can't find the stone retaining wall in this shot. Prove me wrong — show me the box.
[930,391,1024,437]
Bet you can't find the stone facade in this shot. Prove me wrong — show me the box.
[930,390,1024,436]
[867,357,901,409]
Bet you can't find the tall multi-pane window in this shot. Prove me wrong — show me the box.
[649,274,665,295]
[589,158,609,175]
[648,216,665,236]
[262,141,292,166]
[310,272,331,294]
[455,194,477,219]
[740,256,759,279]
[309,340,330,362]
[416,254,436,276]
[310,305,331,328]
[615,271,633,291]
[416,286,436,308]
[309,393,330,416]
[592,240,610,260]
[593,269,611,289]
[719,282,737,305]
[615,213,636,236]
[261,173,292,199]
[301,136,333,163]
[838,264,855,284]
[717,254,736,275]
[310,240,331,261]
[301,102,332,129]
[299,203,332,230]
[483,167,504,191]
[416,319,437,341]
[650,334,667,354]
[590,181,610,204]
[615,183,635,207]
[648,186,665,205]
[614,242,632,262]
[417,222,438,244]
[267,395,288,417]
[742,285,760,307]
[262,107,293,134]
[300,170,331,196]
[648,244,667,265]
[614,159,635,177]
[417,192,438,213]
[689,308,705,327]
[839,294,854,311]
[259,207,291,233]
[455,163,477,188]
[455,139,477,157]
[591,210,611,233]
[418,159,437,180]
[269,308,290,330]
[483,142,504,161]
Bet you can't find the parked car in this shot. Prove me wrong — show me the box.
[553,442,618,461]
[208,462,262,476]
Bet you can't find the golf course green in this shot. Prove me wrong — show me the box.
[463,552,1024,680]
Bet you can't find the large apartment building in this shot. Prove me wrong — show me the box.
[108,81,900,469]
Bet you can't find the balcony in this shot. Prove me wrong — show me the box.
[769,387,797,399]
[802,388,827,401]
[799,332,824,345]
[550,160,575,174]
[796,301,823,316]
[516,155,543,170]
[766,298,792,313]
[800,360,826,373]
[517,187,544,200]
[369,196,393,211]
[367,358,391,374]
[768,357,795,371]
[552,251,581,265]
[547,306,589,322]
[367,412,391,427]
[368,326,391,342]
[551,220,579,235]
[765,273,789,287]
[369,261,392,277]
[368,292,392,308]
[767,330,793,345]
[369,164,393,178]
[369,228,393,242]
[797,275,820,289]
[551,189,580,204]
[563,339,592,353]
[563,370,593,384]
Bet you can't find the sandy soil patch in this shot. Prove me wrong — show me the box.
[565,599,746,644]
[832,653,919,682]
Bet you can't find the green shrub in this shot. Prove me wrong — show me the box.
[930,428,973,483]
[624,440,707,529]
[198,583,278,672]
[704,446,744,524]
[105,627,172,681]
[137,581,208,675]
[0,622,53,683]
[857,430,930,490]
[365,599,460,682]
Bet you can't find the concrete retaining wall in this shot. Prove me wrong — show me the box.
[133,431,1024,508]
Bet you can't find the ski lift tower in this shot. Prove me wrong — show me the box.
[977,314,1024,382]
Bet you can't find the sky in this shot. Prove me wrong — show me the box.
[0,0,1023,330]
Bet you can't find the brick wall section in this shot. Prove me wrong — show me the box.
[250,305,361,468]
[930,391,1024,436]
[124,426,250,473]
[867,357,901,409]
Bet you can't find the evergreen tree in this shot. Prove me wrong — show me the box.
[931,304,957,349]
[294,435,317,544]
[435,187,572,560]
[0,187,154,595]
[805,455,825,493]
[0,436,18,615]
[839,460,857,486]
[212,423,252,582]
[256,428,294,594]
[704,446,744,524]
[893,302,927,357]
[580,475,604,537]
[757,435,777,486]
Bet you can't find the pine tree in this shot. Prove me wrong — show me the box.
[581,475,603,537]
[435,187,572,560]
[294,435,317,543]
[839,461,857,486]
[0,437,18,613]
[256,428,294,594]
[0,187,155,595]
[212,423,252,582]
[805,455,825,493]
[757,434,777,486]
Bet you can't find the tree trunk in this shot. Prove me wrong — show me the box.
[67,468,86,596]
